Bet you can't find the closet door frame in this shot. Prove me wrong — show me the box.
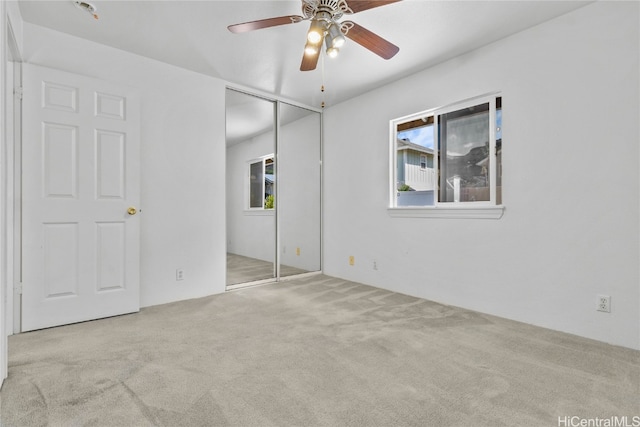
[225,86,323,290]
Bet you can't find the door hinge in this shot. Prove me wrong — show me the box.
[15,283,22,295]
[14,86,23,100]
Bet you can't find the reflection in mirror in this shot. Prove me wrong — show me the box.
[225,89,276,285]
[248,156,274,209]
[278,103,321,277]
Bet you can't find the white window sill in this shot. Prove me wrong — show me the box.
[244,209,275,216]
[388,205,505,219]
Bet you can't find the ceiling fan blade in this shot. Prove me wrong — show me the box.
[343,21,399,60]
[345,0,402,14]
[228,15,304,34]
[300,47,321,71]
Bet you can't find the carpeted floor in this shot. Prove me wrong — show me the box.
[1,274,638,426]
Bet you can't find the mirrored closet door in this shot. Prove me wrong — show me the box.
[225,89,321,288]
[277,102,321,278]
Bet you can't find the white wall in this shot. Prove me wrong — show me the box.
[323,2,640,349]
[226,131,276,263]
[22,23,227,308]
[5,2,22,54]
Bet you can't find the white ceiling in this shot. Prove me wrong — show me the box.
[18,0,591,109]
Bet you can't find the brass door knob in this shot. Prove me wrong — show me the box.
[127,207,137,216]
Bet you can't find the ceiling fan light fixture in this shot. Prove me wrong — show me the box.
[327,22,345,48]
[307,19,324,44]
[304,41,319,56]
[325,36,339,58]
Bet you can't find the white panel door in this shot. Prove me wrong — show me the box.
[21,64,140,331]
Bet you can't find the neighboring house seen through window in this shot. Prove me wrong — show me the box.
[392,94,502,207]
[249,155,274,209]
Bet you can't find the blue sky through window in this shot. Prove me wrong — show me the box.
[398,125,434,149]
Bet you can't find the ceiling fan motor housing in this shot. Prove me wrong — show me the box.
[302,0,352,22]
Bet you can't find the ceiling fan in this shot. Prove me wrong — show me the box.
[228,0,401,71]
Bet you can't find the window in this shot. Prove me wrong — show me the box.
[248,155,274,209]
[391,94,502,210]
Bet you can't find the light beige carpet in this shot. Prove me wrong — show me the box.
[1,274,638,426]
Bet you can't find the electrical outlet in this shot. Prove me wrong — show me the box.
[349,256,355,266]
[597,295,610,313]
[373,260,378,270]
[296,247,301,256]
[176,269,184,281]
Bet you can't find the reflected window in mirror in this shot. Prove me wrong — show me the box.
[248,155,275,209]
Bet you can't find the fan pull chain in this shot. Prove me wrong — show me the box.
[320,54,326,109]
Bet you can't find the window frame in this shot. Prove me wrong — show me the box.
[246,154,275,211]
[389,93,504,219]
